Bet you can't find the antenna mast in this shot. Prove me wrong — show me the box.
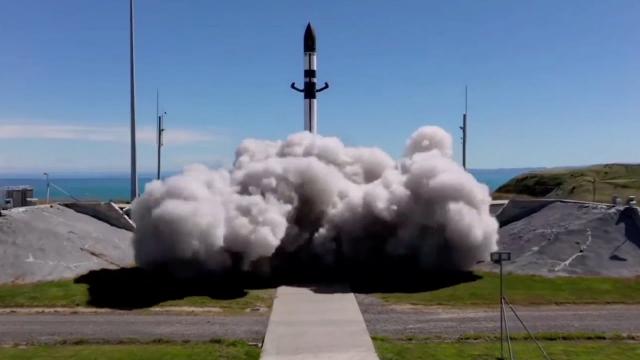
[129,0,138,200]
[460,86,468,169]
[156,90,165,180]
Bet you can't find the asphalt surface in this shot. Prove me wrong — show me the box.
[356,294,640,338]
[1,301,639,345]
[0,313,268,345]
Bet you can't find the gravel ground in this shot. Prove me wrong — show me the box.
[356,294,640,338]
[0,313,268,345]
[2,297,640,345]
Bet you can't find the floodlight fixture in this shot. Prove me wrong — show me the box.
[491,251,511,264]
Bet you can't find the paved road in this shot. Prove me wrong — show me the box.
[356,294,640,338]
[0,313,268,345]
[2,301,640,345]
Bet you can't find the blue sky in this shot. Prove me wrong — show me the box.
[0,0,638,175]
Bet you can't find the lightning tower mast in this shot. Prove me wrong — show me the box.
[129,0,138,200]
[156,90,165,180]
[460,86,468,169]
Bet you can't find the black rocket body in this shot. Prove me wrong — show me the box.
[304,23,316,52]
[291,23,329,134]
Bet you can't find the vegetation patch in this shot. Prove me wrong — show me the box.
[0,340,259,360]
[494,163,640,202]
[157,289,274,313]
[378,332,640,343]
[0,279,274,313]
[373,336,640,360]
[374,272,640,306]
[0,280,88,308]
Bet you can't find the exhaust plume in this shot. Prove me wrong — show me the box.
[132,126,498,276]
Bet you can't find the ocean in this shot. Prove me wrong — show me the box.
[0,168,533,202]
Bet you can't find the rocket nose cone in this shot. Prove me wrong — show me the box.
[304,23,316,52]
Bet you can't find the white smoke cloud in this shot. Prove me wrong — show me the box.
[132,126,498,275]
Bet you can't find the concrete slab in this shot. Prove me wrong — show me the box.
[261,285,379,360]
[62,202,135,231]
[0,204,133,283]
[488,202,640,277]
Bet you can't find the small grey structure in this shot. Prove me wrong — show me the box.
[1,186,36,209]
[291,23,329,134]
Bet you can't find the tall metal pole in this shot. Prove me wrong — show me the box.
[462,86,468,169]
[43,172,50,204]
[500,260,504,359]
[129,0,138,201]
[156,90,161,180]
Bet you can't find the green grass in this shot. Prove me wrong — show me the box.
[3,272,639,309]
[0,340,259,360]
[0,280,274,312]
[494,163,640,202]
[395,332,639,342]
[0,280,88,307]
[373,337,640,360]
[158,289,274,313]
[375,272,640,306]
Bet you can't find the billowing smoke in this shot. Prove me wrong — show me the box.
[132,126,498,277]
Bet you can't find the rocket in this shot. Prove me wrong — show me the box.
[291,23,329,134]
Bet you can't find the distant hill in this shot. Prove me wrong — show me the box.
[494,164,640,203]
[469,167,541,191]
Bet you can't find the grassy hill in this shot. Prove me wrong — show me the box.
[494,163,640,203]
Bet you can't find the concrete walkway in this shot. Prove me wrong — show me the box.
[261,285,379,360]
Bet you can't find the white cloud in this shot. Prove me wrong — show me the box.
[0,122,218,145]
